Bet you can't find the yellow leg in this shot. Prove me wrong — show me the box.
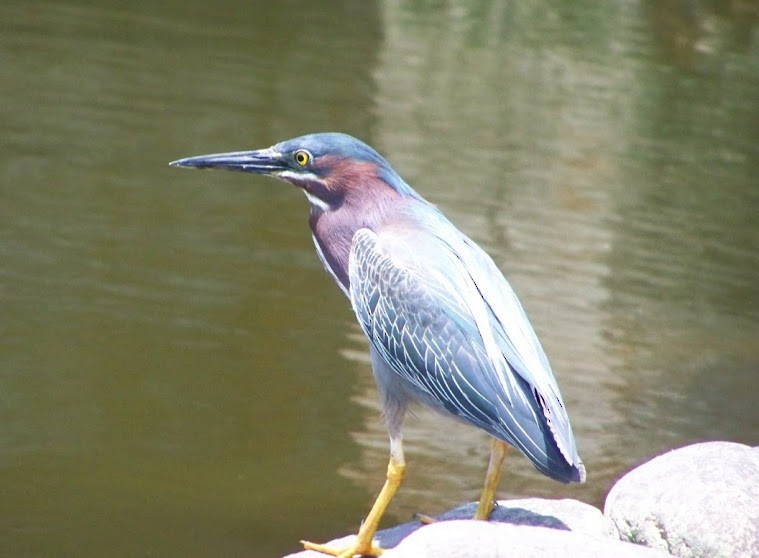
[474,438,508,520]
[302,457,406,557]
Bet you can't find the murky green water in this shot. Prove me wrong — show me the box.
[1,2,757,557]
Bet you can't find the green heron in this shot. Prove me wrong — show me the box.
[170,133,585,557]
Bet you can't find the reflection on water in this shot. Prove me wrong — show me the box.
[359,0,758,519]
[1,1,757,557]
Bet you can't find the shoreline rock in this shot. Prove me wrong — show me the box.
[285,441,758,558]
[605,441,759,558]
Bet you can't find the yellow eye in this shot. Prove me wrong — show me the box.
[294,150,311,167]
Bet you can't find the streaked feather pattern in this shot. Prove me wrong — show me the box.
[169,131,585,488]
[349,206,584,482]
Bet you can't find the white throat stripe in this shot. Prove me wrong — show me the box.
[302,190,331,211]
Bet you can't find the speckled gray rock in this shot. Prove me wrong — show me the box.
[489,497,618,539]
[605,441,759,558]
[286,498,666,558]
[385,520,672,558]
[286,519,669,558]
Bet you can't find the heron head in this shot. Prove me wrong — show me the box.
[170,132,420,212]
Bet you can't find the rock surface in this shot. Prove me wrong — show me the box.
[384,520,671,558]
[605,441,759,558]
[285,442,759,558]
[287,499,667,558]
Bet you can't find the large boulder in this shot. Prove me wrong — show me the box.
[605,441,759,558]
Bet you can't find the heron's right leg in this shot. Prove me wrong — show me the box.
[302,356,408,557]
[301,442,405,557]
[474,438,509,520]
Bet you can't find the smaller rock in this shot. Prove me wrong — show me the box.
[605,441,759,558]
[287,498,665,558]
[489,497,618,539]
[385,520,672,558]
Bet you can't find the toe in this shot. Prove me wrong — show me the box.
[301,539,383,557]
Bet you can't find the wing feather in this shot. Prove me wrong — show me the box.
[348,216,584,481]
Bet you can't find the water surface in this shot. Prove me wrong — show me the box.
[1,2,757,557]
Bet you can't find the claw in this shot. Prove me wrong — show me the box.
[414,513,437,524]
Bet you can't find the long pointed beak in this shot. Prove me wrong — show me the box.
[169,148,285,174]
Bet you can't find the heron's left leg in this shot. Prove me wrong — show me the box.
[474,438,509,520]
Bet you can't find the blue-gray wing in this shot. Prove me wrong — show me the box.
[348,220,584,483]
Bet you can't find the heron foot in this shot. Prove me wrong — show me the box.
[301,457,404,558]
[301,538,384,557]
[414,513,437,524]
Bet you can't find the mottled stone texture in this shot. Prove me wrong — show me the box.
[289,499,668,558]
[605,441,759,558]
[286,442,759,558]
